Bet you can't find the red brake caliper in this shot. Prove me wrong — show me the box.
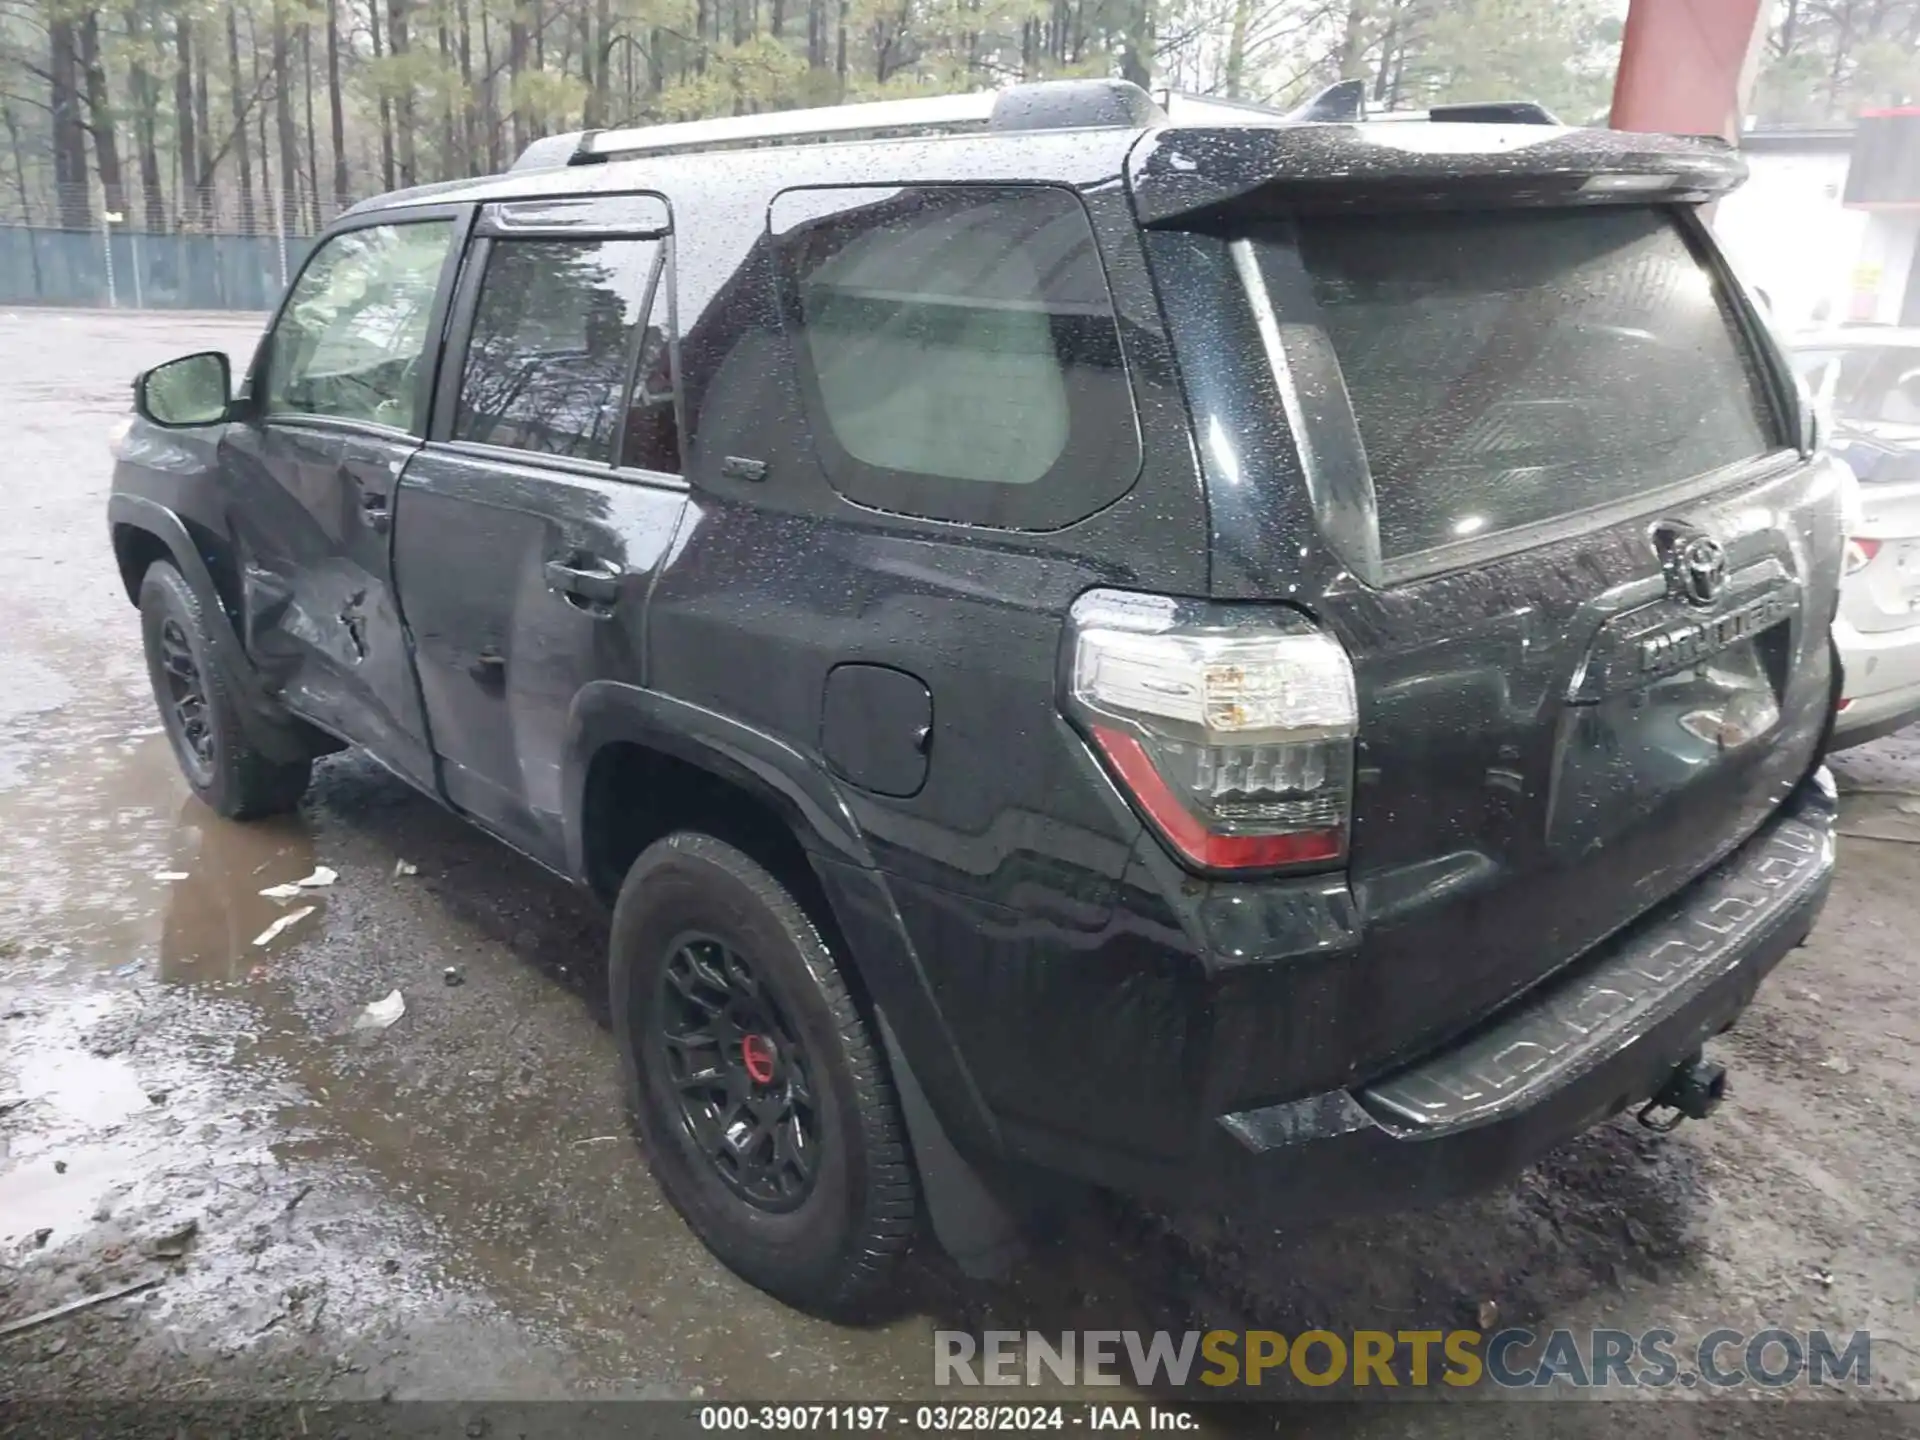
[740,1034,776,1086]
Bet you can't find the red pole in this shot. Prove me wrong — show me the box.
[1609,0,1769,141]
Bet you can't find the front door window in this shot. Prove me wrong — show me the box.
[264,221,454,432]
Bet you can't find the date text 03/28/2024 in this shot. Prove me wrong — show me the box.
[698,1406,1194,1432]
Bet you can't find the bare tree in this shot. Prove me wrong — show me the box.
[369,0,395,191]
[126,3,167,230]
[272,1,299,232]
[325,0,348,210]
[226,7,254,230]
[48,16,93,227]
[173,12,199,223]
[76,9,125,216]
[390,0,416,186]
[302,20,320,227]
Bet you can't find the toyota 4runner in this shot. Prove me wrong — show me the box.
[110,78,1844,1316]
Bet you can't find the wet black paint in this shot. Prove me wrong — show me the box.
[109,103,1840,1218]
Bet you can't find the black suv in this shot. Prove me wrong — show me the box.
[110,79,1844,1316]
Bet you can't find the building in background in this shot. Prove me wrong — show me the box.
[1716,110,1920,335]
[1844,110,1920,327]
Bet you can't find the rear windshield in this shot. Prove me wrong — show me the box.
[1250,207,1780,567]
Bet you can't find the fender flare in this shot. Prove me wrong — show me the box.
[562,679,874,878]
[107,494,310,763]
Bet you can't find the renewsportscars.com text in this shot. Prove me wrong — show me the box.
[934,1328,1873,1390]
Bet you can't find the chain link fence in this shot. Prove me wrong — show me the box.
[0,182,354,311]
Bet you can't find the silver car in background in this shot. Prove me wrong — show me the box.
[1794,328,1920,747]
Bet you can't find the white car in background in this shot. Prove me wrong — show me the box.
[1793,328,1920,748]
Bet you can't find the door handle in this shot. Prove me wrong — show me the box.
[545,557,624,605]
[469,647,506,686]
[361,490,391,534]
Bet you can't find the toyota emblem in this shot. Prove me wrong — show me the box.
[1656,526,1728,608]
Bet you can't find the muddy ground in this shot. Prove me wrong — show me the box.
[0,309,1915,1437]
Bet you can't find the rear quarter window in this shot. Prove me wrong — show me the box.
[770,184,1141,530]
[1250,206,1782,571]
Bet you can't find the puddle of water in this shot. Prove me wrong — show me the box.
[0,1140,146,1241]
[0,691,322,984]
[155,806,318,984]
[13,1046,154,1127]
[0,656,81,790]
[0,654,77,725]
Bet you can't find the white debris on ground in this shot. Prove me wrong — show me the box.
[352,989,407,1031]
[251,905,317,947]
[260,866,338,900]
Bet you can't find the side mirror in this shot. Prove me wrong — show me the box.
[136,351,232,428]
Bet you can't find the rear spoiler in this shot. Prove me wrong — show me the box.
[1128,124,1745,226]
[1162,79,1562,128]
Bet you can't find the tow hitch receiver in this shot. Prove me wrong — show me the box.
[1637,1054,1728,1133]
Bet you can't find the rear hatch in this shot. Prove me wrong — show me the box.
[1135,123,1844,1081]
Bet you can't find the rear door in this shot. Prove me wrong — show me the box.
[1156,198,1841,1073]
[226,212,463,789]
[394,195,686,865]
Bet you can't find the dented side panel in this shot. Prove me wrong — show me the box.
[224,419,437,789]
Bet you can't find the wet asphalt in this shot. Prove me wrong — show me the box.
[1,309,1917,1436]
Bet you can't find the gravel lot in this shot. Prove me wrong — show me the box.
[0,308,1915,1437]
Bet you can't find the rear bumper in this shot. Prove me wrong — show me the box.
[1162,772,1835,1218]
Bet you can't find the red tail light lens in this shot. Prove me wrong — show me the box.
[1066,590,1357,874]
[1844,537,1881,576]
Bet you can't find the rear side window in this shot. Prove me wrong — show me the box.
[456,236,679,471]
[1251,207,1779,567]
[771,184,1140,529]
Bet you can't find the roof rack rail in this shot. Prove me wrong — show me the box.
[561,91,996,166]
[504,78,1559,174]
[513,80,1164,169]
[1154,90,1289,125]
[1157,80,1367,125]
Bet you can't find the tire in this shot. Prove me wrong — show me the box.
[139,560,311,820]
[609,832,918,1316]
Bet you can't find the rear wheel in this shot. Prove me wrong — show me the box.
[609,832,918,1316]
[139,561,311,819]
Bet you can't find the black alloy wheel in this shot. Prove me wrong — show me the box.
[609,831,919,1314]
[156,615,216,780]
[655,933,819,1211]
[138,560,312,820]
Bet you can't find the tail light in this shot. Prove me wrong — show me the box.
[1844,537,1881,576]
[1066,590,1357,874]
